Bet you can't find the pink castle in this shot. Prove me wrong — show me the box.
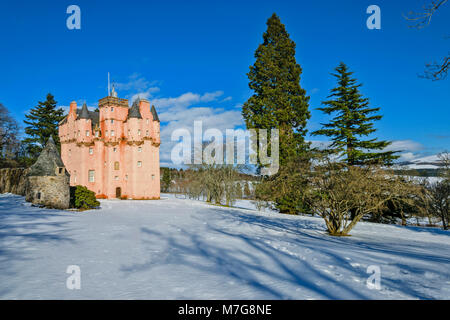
[58,88,161,199]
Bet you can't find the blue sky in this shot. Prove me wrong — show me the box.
[0,0,449,165]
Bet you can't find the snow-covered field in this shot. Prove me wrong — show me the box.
[0,193,449,300]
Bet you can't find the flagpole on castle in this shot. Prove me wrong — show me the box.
[108,72,110,96]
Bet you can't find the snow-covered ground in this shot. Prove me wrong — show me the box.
[0,193,449,300]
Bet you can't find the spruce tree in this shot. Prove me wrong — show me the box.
[242,13,310,168]
[23,93,64,161]
[313,63,398,165]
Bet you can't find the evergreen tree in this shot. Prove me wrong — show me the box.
[242,13,310,168]
[313,63,398,165]
[23,94,64,161]
[161,168,172,192]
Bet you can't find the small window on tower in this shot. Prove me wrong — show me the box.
[137,161,142,167]
[89,147,93,155]
[105,130,109,136]
[86,131,90,136]
[138,147,142,152]
[114,162,120,170]
[146,130,149,136]
[111,119,114,124]
[146,119,149,125]
[111,130,115,136]
[58,168,63,174]
[111,107,114,112]
[138,129,141,136]
[95,131,99,137]
[151,174,155,180]
[113,147,117,152]
[114,176,119,181]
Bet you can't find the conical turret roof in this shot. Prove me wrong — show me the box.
[27,136,66,177]
[128,99,142,119]
[79,103,90,119]
[151,105,160,122]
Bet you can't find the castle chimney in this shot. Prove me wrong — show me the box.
[69,101,77,115]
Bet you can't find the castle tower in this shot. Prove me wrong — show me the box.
[58,91,161,200]
[26,136,70,209]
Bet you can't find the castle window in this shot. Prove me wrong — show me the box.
[111,130,115,137]
[138,147,142,152]
[137,161,142,167]
[114,162,120,170]
[128,130,131,136]
[114,176,119,181]
[88,170,95,183]
[37,192,41,200]
[58,168,63,174]
[125,175,128,180]
[95,131,99,137]
[138,129,141,136]
[111,119,114,124]
[151,174,155,180]
[113,147,117,152]
[89,147,93,155]
[105,130,109,136]
[86,131,90,136]
[146,119,149,125]
[146,130,149,136]
[111,107,114,112]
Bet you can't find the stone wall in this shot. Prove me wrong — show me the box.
[0,168,29,195]
[26,175,70,209]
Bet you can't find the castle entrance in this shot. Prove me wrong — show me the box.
[116,187,121,198]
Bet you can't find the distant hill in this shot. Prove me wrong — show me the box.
[395,154,443,177]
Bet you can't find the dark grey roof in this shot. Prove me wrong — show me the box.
[128,99,142,119]
[151,105,160,122]
[75,109,99,127]
[27,136,67,177]
[79,103,90,119]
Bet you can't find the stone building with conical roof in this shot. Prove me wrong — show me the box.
[58,93,160,199]
[25,136,70,209]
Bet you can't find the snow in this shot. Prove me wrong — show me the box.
[0,193,449,300]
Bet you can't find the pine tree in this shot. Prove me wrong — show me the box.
[23,93,64,161]
[313,63,398,165]
[161,168,172,192]
[242,13,310,168]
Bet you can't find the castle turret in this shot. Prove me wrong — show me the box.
[26,136,70,209]
[151,105,160,122]
[128,99,143,119]
[79,103,90,119]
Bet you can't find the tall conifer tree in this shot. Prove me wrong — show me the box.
[23,93,64,161]
[242,13,310,168]
[313,63,398,165]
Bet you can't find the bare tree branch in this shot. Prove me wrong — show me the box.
[421,55,450,80]
[404,0,448,29]
[404,0,449,80]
